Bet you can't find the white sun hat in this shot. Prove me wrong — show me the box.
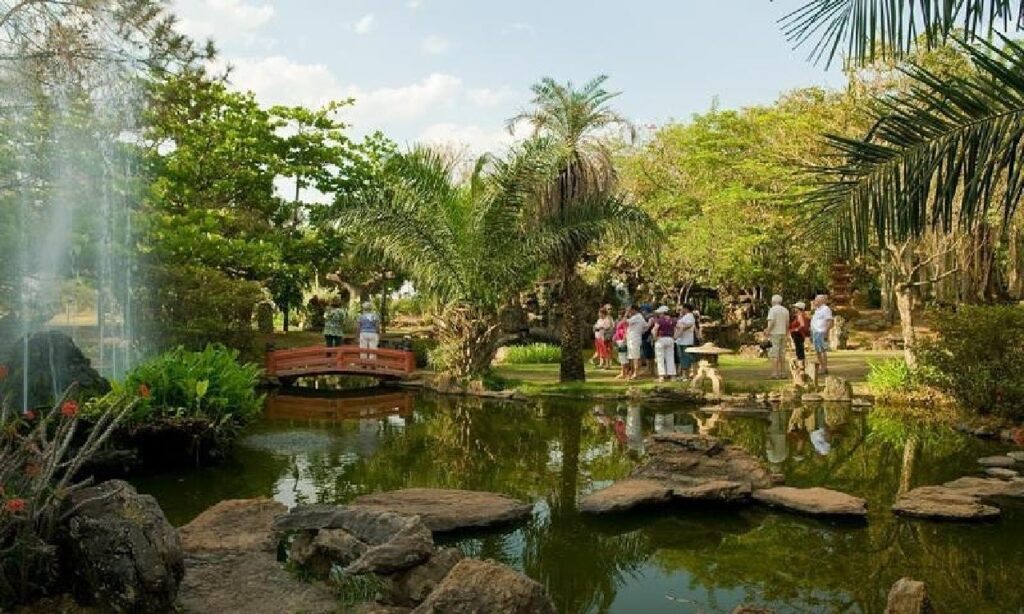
[655,305,670,314]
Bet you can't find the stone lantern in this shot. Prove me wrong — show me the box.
[685,342,734,397]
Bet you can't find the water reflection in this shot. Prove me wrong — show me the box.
[131,392,1024,613]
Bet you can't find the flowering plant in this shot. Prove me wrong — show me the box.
[0,387,138,605]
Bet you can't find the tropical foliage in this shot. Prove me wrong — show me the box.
[501,343,563,365]
[509,76,652,382]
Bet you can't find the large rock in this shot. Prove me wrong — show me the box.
[179,498,283,553]
[412,559,556,614]
[753,487,867,517]
[821,376,853,402]
[633,433,773,489]
[1,330,110,409]
[884,578,932,614]
[351,488,532,532]
[274,505,434,574]
[892,486,1000,520]
[977,455,1016,468]
[381,547,465,607]
[579,479,672,514]
[62,480,183,613]
[176,498,337,614]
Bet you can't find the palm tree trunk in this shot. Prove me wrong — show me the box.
[896,285,917,368]
[559,264,586,383]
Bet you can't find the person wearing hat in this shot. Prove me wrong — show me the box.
[788,301,811,370]
[765,294,790,379]
[358,301,381,358]
[651,306,677,382]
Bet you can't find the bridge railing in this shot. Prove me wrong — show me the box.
[265,345,417,380]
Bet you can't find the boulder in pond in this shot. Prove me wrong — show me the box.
[350,488,532,532]
[62,480,183,613]
[412,559,556,614]
[632,433,773,490]
[176,498,338,614]
[381,547,465,607]
[978,455,1016,468]
[273,505,434,574]
[884,578,932,614]
[579,479,672,514]
[752,486,867,517]
[891,486,1000,520]
[820,375,853,402]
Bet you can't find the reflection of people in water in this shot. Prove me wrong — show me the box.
[787,405,832,457]
[654,412,676,434]
[766,410,790,467]
[626,405,644,454]
[613,417,627,445]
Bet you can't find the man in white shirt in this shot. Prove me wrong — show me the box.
[810,294,835,375]
[764,294,790,379]
[674,303,697,377]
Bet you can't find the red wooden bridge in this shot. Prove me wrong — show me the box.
[265,345,417,383]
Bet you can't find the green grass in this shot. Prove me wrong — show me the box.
[493,350,900,397]
[501,343,562,364]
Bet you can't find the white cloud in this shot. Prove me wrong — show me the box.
[222,57,465,127]
[420,35,451,55]
[468,87,515,108]
[174,0,274,48]
[353,14,375,35]
[417,121,531,155]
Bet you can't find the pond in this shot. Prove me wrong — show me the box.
[131,389,1024,613]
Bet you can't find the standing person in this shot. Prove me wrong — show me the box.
[358,301,380,359]
[323,298,346,348]
[765,295,790,379]
[613,310,631,379]
[651,306,677,382]
[674,303,697,378]
[592,306,614,369]
[639,305,656,376]
[625,305,648,380]
[810,294,835,376]
[789,301,811,370]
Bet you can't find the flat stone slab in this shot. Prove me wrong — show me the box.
[579,479,672,514]
[753,487,867,517]
[1008,451,1024,463]
[351,488,532,532]
[672,479,752,502]
[179,498,285,553]
[978,455,1016,468]
[176,498,337,614]
[892,486,1000,520]
[984,468,1019,479]
[943,476,1024,498]
[412,558,556,613]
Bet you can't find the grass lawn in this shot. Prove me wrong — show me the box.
[494,350,901,397]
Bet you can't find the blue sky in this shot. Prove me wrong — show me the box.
[172,0,844,152]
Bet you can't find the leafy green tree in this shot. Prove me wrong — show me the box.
[509,76,652,382]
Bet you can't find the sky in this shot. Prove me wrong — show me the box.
[171,0,845,154]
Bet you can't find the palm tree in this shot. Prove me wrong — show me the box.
[508,76,649,382]
[335,146,544,378]
[779,2,1024,251]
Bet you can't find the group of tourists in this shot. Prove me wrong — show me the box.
[764,293,835,379]
[323,301,382,352]
[592,303,701,382]
[591,293,836,383]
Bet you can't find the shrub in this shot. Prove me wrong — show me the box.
[502,343,562,365]
[915,305,1024,418]
[1,387,137,605]
[866,358,916,395]
[87,345,264,448]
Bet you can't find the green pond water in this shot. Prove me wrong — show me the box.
[131,389,1024,613]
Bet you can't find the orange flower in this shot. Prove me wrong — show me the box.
[0,365,8,381]
[4,498,26,514]
[60,400,80,418]
[138,384,151,399]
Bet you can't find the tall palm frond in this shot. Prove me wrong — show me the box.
[802,35,1024,251]
[780,0,1024,66]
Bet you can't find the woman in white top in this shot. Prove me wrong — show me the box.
[625,305,649,380]
[592,306,615,369]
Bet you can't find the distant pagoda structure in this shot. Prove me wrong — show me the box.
[829,260,853,310]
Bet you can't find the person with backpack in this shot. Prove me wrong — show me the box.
[789,301,811,371]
